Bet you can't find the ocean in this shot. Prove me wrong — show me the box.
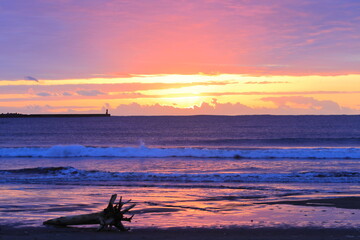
[0,115,359,229]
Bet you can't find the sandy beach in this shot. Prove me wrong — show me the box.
[1,196,360,240]
[259,197,360,210]
[1,226,360,240]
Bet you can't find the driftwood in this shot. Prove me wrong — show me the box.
[43,194,135,231]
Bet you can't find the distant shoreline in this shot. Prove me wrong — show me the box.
[0,113,111,118]
[2,113,360,118]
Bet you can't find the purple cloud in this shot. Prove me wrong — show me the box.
[1,0,359,78]
[260,96,354,114]
[36,92,52,97]
[25,76,39,82]
[76,90,106,96]
[62,92,72,96]
[106,96,358,116]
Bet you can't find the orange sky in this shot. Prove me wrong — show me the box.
[1,74,359,115]
[0,0,359,115]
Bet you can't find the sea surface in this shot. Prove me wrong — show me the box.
[0,115,359,229]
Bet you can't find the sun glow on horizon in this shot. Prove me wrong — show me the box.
[0,73,359,115]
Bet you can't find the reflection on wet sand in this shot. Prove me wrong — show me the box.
[0,184,359,229]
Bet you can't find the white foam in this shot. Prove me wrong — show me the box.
[0,145,360,159]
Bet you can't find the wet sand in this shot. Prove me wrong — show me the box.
[1,226,360,240]
[1,197,360,239]
[259,197,360,210]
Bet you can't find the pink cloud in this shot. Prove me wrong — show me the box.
[244,81,289,84]
[104,97,359,116]
[1,1,360,79]
[261,96,355,114]
[110,101,254,116]
[200,91,360,97]
[0,104,97,114]
[0,81,235,95]
[3,96,359,115]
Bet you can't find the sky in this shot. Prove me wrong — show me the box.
[0,0,359,115]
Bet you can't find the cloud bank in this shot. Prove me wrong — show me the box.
[105,97,358,116]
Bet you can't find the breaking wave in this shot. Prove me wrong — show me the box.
[0,145,360,159]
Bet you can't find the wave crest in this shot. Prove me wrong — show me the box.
[0,145,360,159]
